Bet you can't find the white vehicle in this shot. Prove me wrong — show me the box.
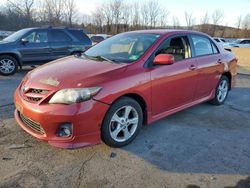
[232,39,250,48]
[213,37,235,48]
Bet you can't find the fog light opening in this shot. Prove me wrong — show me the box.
[58,123,72,137]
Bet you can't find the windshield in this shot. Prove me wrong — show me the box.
[84,33,160,63]
[3,28,30,42]
[235,39,243,44]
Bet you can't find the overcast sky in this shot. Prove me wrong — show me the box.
[75,0,250,27]
[1,0,250,27]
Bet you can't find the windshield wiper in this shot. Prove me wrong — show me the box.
[82,54,115,63]
[95,56,115,63]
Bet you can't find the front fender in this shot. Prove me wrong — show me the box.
[0,50,23,66]
[93,68,151,114]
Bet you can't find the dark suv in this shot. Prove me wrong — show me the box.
[0,27,92,75]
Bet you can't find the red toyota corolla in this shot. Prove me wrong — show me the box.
[14,30,237,148]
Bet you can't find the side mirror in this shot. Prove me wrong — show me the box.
[153,54,175,65]
[21,38,28,44]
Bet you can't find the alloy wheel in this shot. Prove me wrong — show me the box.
[109,105,139,142]
[0,58,15,74]
[217,79,228,103]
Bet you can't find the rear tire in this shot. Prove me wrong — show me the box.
[210,75,229,105]
[101,97,143,148]
[0,55,18,76]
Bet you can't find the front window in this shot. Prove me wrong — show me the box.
[24,30,48,43]
[84,33,160,63]
[3,28,30,42]
[156,36,191,62]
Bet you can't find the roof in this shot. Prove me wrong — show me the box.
[126,29,207,36]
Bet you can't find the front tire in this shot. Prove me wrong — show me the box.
[210,75,229,105]
[101,97,143,148]
[0,55,18,76]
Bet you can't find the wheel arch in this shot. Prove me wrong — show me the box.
[222,71,232,90]
[106,93,148,125]
[0,52,22,69]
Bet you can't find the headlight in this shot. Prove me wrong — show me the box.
[49,87,102,104]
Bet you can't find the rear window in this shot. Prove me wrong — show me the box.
[191,35,216,56]
[51,30,71,42]
[68,30,91,43]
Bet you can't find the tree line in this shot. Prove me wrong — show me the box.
[0,0,249,38]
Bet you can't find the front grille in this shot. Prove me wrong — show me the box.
[18,112,45,135]
[22,87,50,103]
[28,89,49,95]
[27,96,42,102]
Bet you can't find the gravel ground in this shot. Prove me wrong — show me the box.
[0,67,250,188]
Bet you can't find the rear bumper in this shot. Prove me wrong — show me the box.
[14,89,109,149]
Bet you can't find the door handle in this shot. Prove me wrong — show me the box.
[189,64,197,71]
[217,59,223,64]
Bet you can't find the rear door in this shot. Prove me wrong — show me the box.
[189,34,223,99]
[48,29,73,59]
[18,29,52,63]
[151,35,198,115]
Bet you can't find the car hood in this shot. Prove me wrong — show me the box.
[24,56,128,90]
[0,40,13,45]
[0,41,15,49]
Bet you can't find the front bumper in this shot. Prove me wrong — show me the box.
[14,89,109,149]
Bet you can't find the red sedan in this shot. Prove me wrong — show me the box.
[14,30,237,148]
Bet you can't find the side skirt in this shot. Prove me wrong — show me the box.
[148,89,215,124]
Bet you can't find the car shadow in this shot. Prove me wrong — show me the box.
[122,86,250,175]
[225,176,250,188]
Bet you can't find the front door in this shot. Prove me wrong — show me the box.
[151,36,198,116]
[18,29,52,63]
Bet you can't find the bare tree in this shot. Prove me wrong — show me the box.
[199,12,210,33]
[172,16,180,28]
[131,3,140,29]
[158,8,169,28]
[235,15,242,29]
[201,12,209,24]
[92,7,104,33]
[101,3,113,33]
[242,13,250,30]
[147,0,160,28]
[64,0,77,26]
[120,3,131,31]
[40,0,66,25]
[110,0,123,33]
[7,0,35,26]
[212,9,224,25]
[140,3,149,28]
[185,11,195,29]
